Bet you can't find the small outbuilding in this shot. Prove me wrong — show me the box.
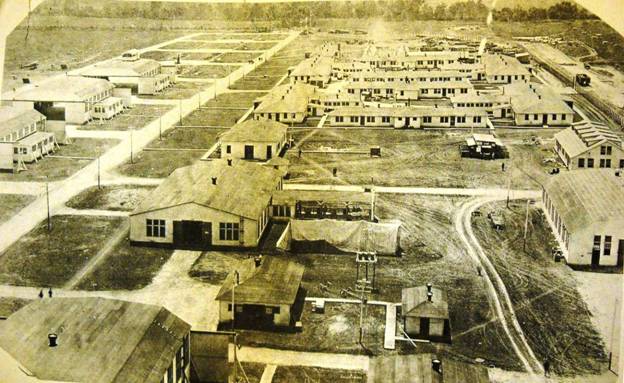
[401,284,451,342]
[0,106,54,171]
[461,133,508,159]
[220,119,288,161]
[216,256,305,328]
[368,354,490,383]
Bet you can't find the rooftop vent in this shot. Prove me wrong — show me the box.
[48,333,58,348]
[426,282,432,292]
[211,177,217,185]
[432,359,442,374]
[427,291,433,302]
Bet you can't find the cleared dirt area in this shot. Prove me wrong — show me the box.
[286,128,557,189]
[273,366,366,383]
[0,138,119,182]
[472,201,609,376]
[178,64,241,79]
[0,194,36,225]
[76,237,173,291]
[79,105,173,131]
[190,195,522,370]
[0,215,123,287]
[66,185,155,212]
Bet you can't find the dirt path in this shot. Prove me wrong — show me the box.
[454,197,543,375]
[237,346,369,371]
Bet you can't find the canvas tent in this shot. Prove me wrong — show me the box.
[278,219,401,255]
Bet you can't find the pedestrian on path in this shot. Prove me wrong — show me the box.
[501,163,505,172]
[48,288,53,298]
[543,357,551,377]
[38,289,43,299]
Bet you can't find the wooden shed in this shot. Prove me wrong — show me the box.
[401,284,451,343]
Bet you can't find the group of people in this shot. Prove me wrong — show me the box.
[38,288,53,299]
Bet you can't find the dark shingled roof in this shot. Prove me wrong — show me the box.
[216,256,304,305]
[0,297,190,383]
[367,354,490,383]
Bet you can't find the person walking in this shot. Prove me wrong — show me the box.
[501,163,505,172]
[38,289,43,299]
[48,288,53,298]
[543,357,551,378]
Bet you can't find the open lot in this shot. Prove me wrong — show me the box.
[190,195,522,370]
[272,366,366,383]
[76,236,173,291]
[285,128,558,189]
[160,41,218,50]
[182,108,247,127]
[0,194,36,225]
[228,75,285,90]
[115,126,220,178]
[202,91,266,108]
[178,64,241,79]
[66,185,155,212]
[0,297,32,318]
[0,215,124,287]
[0,138,119,182]
[138,82,207,100]
[472,201,608,376]
[79,105,173,131]
[239,362,264,383]
[140,50,181,61]
[215,52,261,63]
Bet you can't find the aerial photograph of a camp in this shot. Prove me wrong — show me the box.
[0,0,623,382]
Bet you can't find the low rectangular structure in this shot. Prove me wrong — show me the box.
[554,121,624,170]
[220,119,288,161]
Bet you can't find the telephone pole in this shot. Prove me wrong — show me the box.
[523,199,531,251]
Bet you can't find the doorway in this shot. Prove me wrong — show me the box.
[618,240,623,267]
[266,145,272,160]
[591,247,601,268]
[244,145,254,160]
[360,116,365,126]
[419,317,430,337]
[173,221,212,249]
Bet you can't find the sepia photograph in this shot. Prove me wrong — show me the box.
[0,0,622,382]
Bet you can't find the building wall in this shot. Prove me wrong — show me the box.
[328,114,487,129]
[515,112,573,127]
[129,203,260,247]
[253,111,305,124]
[218,301,292,326]
[0,144,12,170]
[404,316,445,337]
[557,143,624,171]
[543,189,624,266]
[221,137,286,161]
[487,74,528,84]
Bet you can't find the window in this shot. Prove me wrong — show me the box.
[350,116,358,123]
[534,114,538,120]
[265,307,274,315]
[336,116,344,123]
[620,159,624,169]
[474,116,482,123]
[382,116,390,123]
[578,158,585,168]
[604,236,612,256]
[606,159,611,168]
[167,364,173,383]
[13,148,18,154]
[552,114,557,120]
[587,158,594,168]
[457,116,466,123]
[423,116,432,123]
[600,159,606,168]
[146,219,166,238]
[441,116,449,123]
[593,235,601,251]
[226,145,231,154]
[219,223,239,241]
[525,115,529,121]
[601,146,607,155]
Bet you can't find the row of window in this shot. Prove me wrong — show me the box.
[594,235,613,256]
[355,76,465,82]
[577,158,624,169]
[146,219,242,241]
[492,74,526,81]
[11,137,55,154]
[0,122,40,143]
[335,115,481,124]
[256,112,298,120]
[600,145,613,155]
[455,102,497,108]
[523,113,568,121]
[227,304,281,315]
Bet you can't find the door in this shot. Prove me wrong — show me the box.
[244,145,254,160]
[275,113,280,122]
[405,117,410,128]
[419,317,430,337]
[173,221,211,249]
[360,116,365,126]
[442,88,446,97]
[591,247,601,268]
[450,116,456,127]
[501,108,506,118]
[542,114,548,125]
[266,145,272,160]
[618,240,624,267]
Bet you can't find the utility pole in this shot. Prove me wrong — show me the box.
[46,180,51,232]
[159,117,162,141]
[506,171,511,208]
[523,199,531,251]
[178,99,183,125]
[130,127,134,164]
[231,270,239,382]
[97,149,101,189]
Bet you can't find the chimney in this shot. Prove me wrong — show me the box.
[254,255,262,267]
[211,177,217,185]
[426,282,432,292]
[227,159,232,166]
[432,359,442,374]
[48,333,58,347]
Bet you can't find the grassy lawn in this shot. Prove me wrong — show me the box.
[237,302,386,355]
[76,237,173,291]
[180,52,219,61]
[182,108,247,127]
[472,201,609,376]
[216,52,260,63]
[148,126,222,150]
[178,64,240,79]
[115,150,202,178]
[0,138,119,182]
[140,50,181,61]
[0,215,124,287]
[160,41,217,50]
[139,82,207,100]
[202,91,267,108]
[0,297,32,318]
[0,194,36,225]
[229,75,284,90]
[66,185,155,212]
[238,41,277,50]
[239,362,265,383]
[273,366,366,383]
[78,105,173,131]
[285,128,557,189]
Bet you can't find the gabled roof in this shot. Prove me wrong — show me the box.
[254,83,316,114]
[544,169,624,233]
[80,58,161,78]
[510,94,573,114]
[131,160,282,219]
[220,119,288,143]
[216,256,304,305]
[571,121,622,148]
[12,75,115,102]
[290,56,333,78]
[367,354,490,383]
[0,107,45,138]
[402,286,449,319]
[483,53,530,77]
[0,298,190,383]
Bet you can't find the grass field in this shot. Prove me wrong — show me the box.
[0,194,36,225]
[178,64,241,79]
[79,105,173,131]
[272,366,366,383]
[0,138,119,182]
[76,236,173,291]
[160,41,217,50]
[140,50,181,61]
[180,52,219,61]
[285,128,557,189]
[190,195,522,369]
[215,52,261,63]
[0,215,123,287]
[202,91,267,108]
[182,108,247,127]
[472,201,608,376]
[239,362,265,383]
[0,297,32,318]
[66,185,155,212]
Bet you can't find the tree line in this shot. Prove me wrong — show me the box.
[36,0,596,25]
